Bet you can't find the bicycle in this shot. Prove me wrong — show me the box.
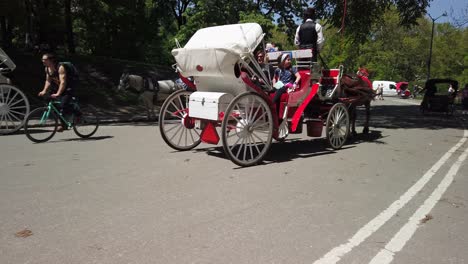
[24,97,99,143]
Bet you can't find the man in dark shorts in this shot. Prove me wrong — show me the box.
[38,53,79,131]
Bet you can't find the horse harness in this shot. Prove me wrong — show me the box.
[143,76,159,93]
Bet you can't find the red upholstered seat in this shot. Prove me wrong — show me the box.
[320,69,340,86]
[268,90,289,118]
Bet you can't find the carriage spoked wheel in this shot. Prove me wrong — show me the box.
[0,84,30,135]
[326,103,350,150]
[221,92,273,167]
[159,90,201,151]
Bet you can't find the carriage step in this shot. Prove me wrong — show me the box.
[301,117,323,122]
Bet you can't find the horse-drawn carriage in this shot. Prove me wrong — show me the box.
[159,23,373,166]
[420,79,458,115]
[0,48,30,135]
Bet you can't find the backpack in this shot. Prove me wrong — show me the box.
[59,62,79,85]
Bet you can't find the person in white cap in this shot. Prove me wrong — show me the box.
[272,53,301,116]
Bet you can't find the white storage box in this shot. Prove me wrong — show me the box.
[189,92,234,121]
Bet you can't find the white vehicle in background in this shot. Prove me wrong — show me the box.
[372,80,398,96]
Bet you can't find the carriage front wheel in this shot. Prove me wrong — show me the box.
[326,103,350,150]
[221,92,273,167]
[159,90,201,151]
[0,84,30,135]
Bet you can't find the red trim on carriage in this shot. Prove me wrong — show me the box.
[291,82,320,132]
[178,73,196,90]
[321,69,340,86]
[200,121,220,144]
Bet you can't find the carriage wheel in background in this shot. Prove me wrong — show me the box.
[0,84,30,135]
[221,92,273,167]
[159,90,201,150]
[326,103,350,150]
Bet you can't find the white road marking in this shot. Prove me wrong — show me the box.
[312,129,468,264]
[369,144,468,264]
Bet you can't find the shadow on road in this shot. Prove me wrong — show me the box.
[355,104,465,131]
[102,120,157,127]
[59,136,114,142]
[347,130,386,145]
[101,103,466,132]
[32,135,114,144]
[189,133,390,168]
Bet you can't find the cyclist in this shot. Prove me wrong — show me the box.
[38,53,79,131]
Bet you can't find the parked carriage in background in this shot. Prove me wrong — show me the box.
[420,78,458,115]
[159,23,373,166]
[396,82,411,98]
[0,48,30,135]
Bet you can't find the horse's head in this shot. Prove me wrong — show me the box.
[118,72,130,91]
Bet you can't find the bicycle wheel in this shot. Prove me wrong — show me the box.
[73,109,99,138]
[24,107,58,143]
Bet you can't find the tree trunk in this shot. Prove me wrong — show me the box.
[64,0,75,53]
[0,16,7,48]
[24,0,36,46]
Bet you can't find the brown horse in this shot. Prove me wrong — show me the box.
[340,74,375,137]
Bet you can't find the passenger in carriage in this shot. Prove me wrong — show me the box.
[252,50,274,88]
[272,53,301,115]
[294,7,325,62]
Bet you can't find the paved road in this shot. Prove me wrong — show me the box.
[1,98,467,264]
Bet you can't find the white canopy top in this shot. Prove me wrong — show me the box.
[183,23,264,54]
[0,48,16,71]
[172,23,264,79]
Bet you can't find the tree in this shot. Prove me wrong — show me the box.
[165,0,195,29]
[64,0,75,53]
[314,0,430,42]
[449,3,468,28]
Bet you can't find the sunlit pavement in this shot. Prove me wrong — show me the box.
[1,98,467,264]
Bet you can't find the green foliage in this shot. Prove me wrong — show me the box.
[2,0,466,88]
[239,11,275,39]
[314,0,430,42]
[321,7,466,88]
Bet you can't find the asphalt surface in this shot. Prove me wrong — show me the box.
[1,97,467,264]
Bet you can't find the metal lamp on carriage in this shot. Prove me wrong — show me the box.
[158,23,355,167]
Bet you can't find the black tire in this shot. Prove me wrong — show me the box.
[221,92,273,167]
[24,107,58,143]
[159,90,201,151]
[73,109,99,138]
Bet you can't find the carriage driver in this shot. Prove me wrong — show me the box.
[294,7,325,63]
